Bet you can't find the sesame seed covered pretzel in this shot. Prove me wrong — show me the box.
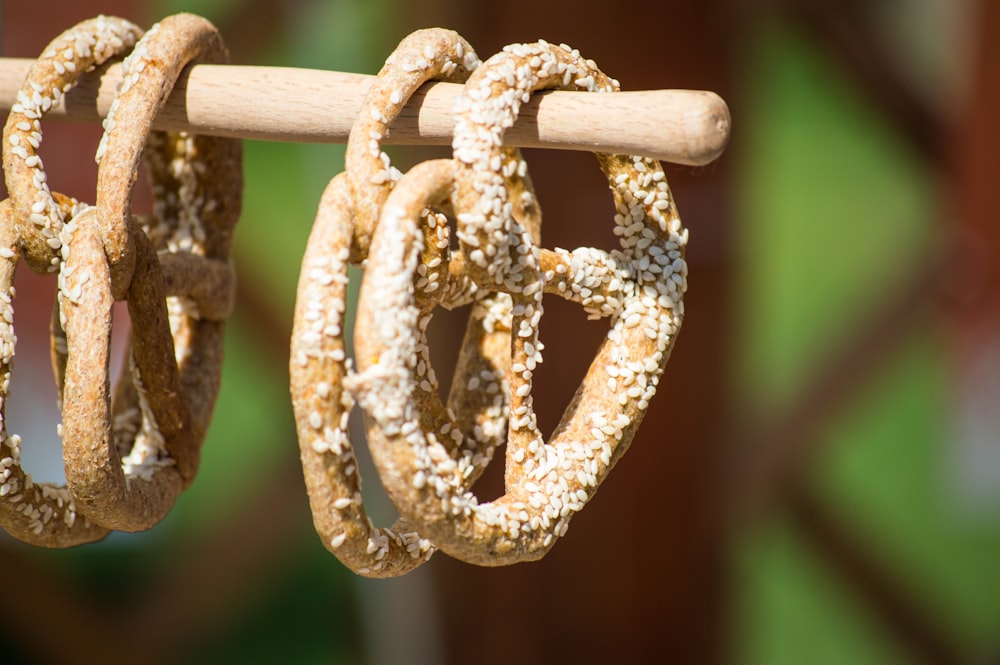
[292,29,478,576]
[3,15,142,274]
[0,14,241,545]
[291,28,544,576]
[0,201,111,547]
[61,13,242,531]
[0,16,144,547]
[354,41,687,566]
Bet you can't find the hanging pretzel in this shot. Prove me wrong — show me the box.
[0,14,241,545]
[0,16,142,547]
[0,201,104,547]
[293,28,481,577]
[354,41,687,565]
[3,16,143,275]
[60,13,242,531]
[291,28,547,576]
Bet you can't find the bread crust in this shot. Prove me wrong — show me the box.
[0,14,242,545]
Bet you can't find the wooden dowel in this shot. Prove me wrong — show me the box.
[0,58,730,166]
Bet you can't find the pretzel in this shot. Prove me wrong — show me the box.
[0,17,141,547]
[0,200,107,547]
[3,16,143,275]
[293,28,479,576]
[354,41,687,565]
[0,14,241,545]
[291,28,546,576]
[61,13,242,531]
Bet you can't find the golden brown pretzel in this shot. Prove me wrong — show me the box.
[0,201,111,547]
[291,28,544,576]
[0,16,142,547]
[292,28,480,577]
[0,14,241,545]
[3,16,143,275]
[354,41,687,565]
[61,13,242,531]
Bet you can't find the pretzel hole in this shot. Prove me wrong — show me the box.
[24,123,101,205]
[347,402,398,527]
[532,295,607,438]
[424,301,467,399]
[340,263,402,527]
[413,202,466,402]
[22,121,155,214]
[518,149,622,437]
[5,271,62,482]
[391,146,453,174]
[522,148,618,251]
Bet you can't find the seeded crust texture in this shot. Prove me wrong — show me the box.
[0,14,242,546]
[292,28,542,577]
[294,32,688,573]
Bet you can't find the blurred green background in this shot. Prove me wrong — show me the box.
[2,0,998,663]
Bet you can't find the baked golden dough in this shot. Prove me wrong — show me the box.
[292,28,541,577]
[62,12,242,532]
[354,41,688,565]
[0,16,142,547]
[0,14,242,545]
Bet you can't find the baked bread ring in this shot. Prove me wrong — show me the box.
[354,41,687,565]
[3,15,143,275]
[0,14,241,544]
[293,29,479,577]
[61,13,242,531]
[291,28,543,576]
[0,16,142,547]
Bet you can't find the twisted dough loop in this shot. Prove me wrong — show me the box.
[292,28,543,577]
[0,16,143,547]
[344,28,479,260]
[0,202,109,546]
[3,16,143,275]
[0,14,242,546]
[354,41,688,566]
[62,13,242,531]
